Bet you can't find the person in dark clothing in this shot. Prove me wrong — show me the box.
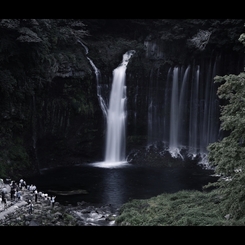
[28,200,33,214]
[12,181,17,189]
[22,180,27,189]
[1,191,7,210]
[2,196,7,209]
[10,187,15,201]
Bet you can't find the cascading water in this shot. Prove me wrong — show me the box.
[92,50,135,168]
[78,39,135,168]
[167,63,215,161]
[146,57,222,168]
[169,66,181,158]
[87,56,108,121]
[188,65,200,157]
[78,38,243,170]
[178,65,190,147]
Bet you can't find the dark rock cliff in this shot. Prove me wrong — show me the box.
[0,19,244,178]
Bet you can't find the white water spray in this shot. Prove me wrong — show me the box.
[92,50,135,168]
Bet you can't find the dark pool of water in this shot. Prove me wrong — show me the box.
[25,162,218,210]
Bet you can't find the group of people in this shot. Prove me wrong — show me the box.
[9,179,26,202]
[1,178,56,213]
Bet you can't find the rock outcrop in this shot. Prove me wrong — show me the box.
[0,186,117,226]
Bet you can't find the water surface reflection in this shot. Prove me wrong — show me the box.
[25,163,218,210]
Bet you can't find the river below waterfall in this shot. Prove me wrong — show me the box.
[25,162,218,212]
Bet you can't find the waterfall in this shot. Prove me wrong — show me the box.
[178,65,190,147]
[169,67,182,158]
[198,57,220,167]
[87,57,108,120]
[91,50,135,168]
[147,68,156,146]
[144,55,223,167]
[105,50,135,163]
[162,67,172,144]
[188,65,200,157]
[105,65,127,162]
[78,39,135,168]
[77,40,108,121]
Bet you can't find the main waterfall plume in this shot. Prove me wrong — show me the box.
[92,50,135,168]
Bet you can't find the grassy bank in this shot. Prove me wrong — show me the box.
[115,190,245,226]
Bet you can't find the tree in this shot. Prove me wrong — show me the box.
[207,27,245,219]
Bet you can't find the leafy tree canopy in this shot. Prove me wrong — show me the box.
[207,24,245,219]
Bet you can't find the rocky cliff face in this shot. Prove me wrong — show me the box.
[85,19,245,166]
[0,19,244,178]
[0,19,104,177]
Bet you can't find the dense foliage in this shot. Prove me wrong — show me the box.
[0,19,94,177]
[207,46,245,218]
[115,189,245,226]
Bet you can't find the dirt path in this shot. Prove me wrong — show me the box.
[0,200,27,220]
[0,183,30,220]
